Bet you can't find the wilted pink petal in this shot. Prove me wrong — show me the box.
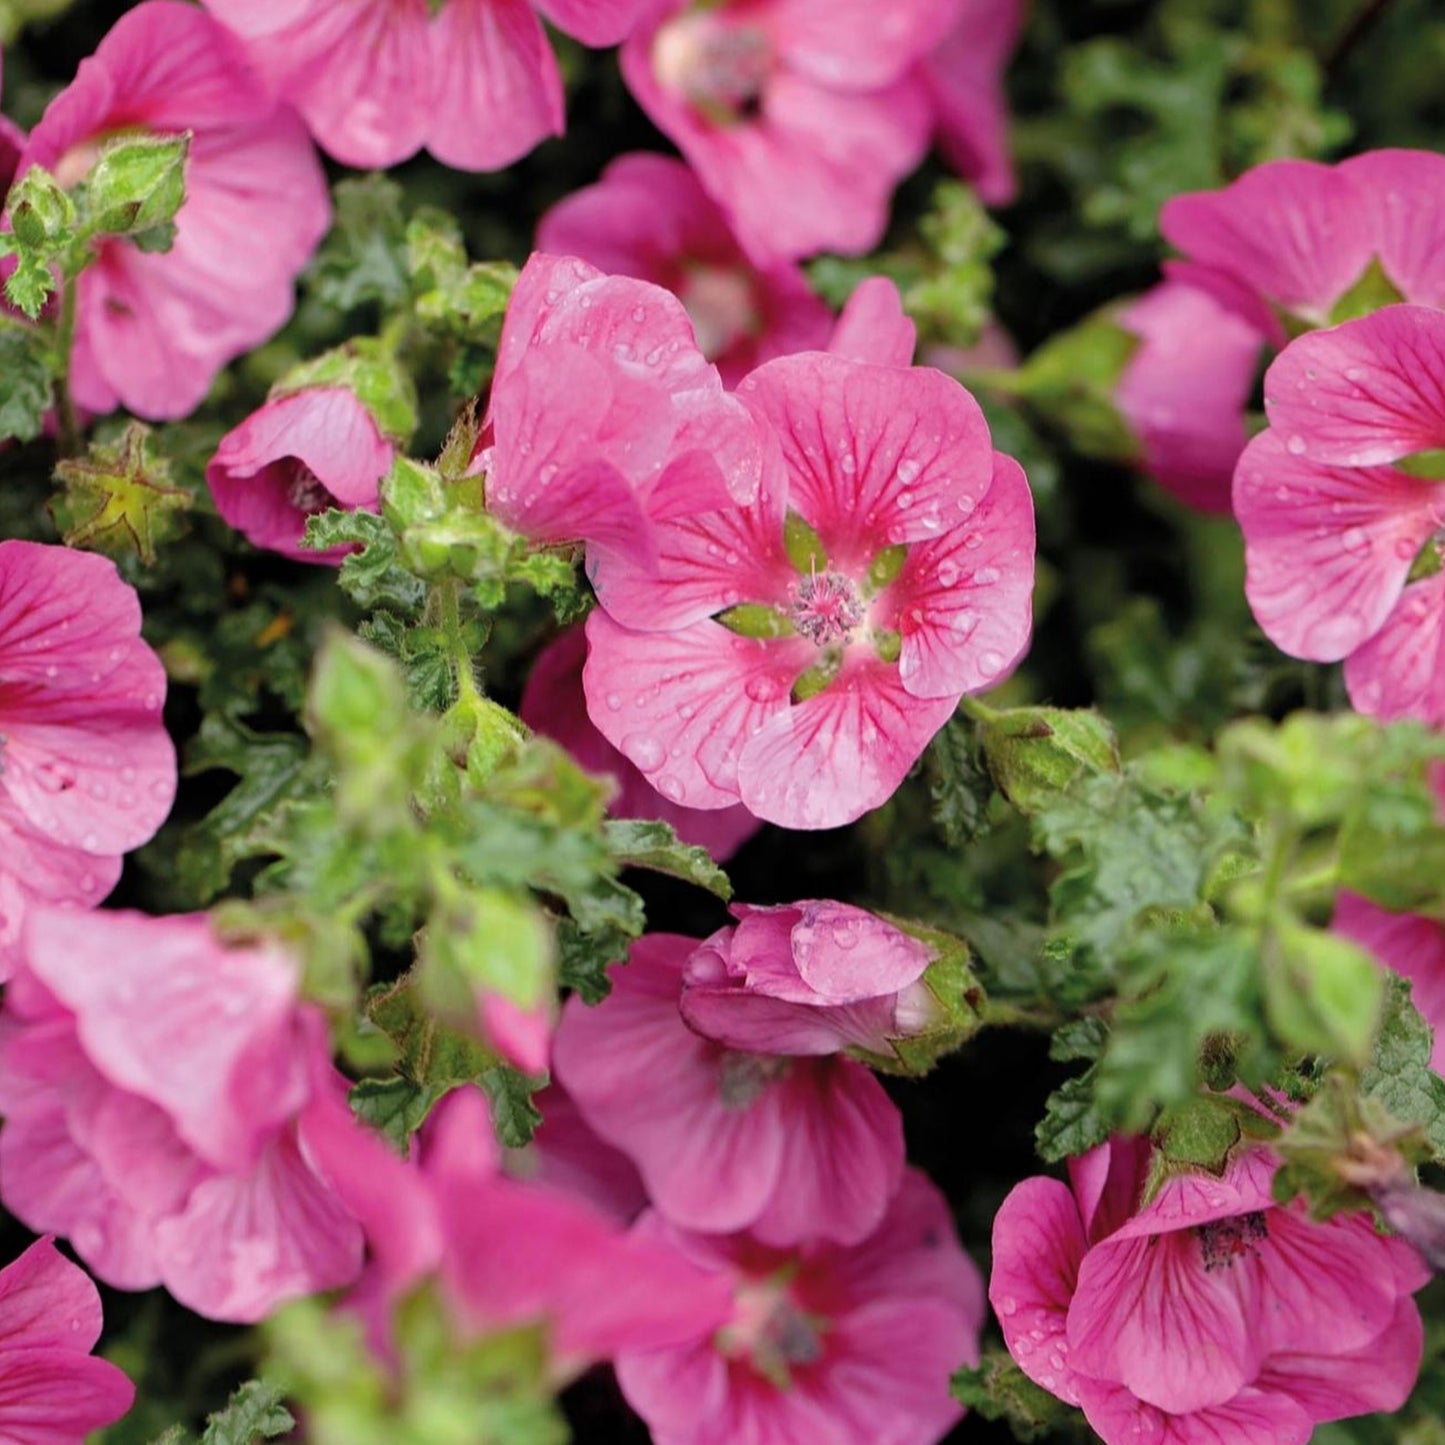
[207,387,396,565]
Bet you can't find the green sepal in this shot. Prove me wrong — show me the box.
[82,131,189,240]
[1329,256,1406,325]
[978,705,1120,812]
[714,602,795,639]
[274,337,420,443]
[783,509,827,573]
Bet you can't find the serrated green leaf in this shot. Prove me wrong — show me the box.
[602,818,732,899]
[349,1076,445,1153]
[1036,1069,1111,1163]
[199,1381,294,1445]
[925,716,994,848]
[1363,975,1445,1160]
[0,317,53,442]
[480,1065,544,1147]
[307,174,410,312]
[979,705,1119,812]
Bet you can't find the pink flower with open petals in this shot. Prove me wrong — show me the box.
[537,153,833,387]
[922,0,1024,205]
[1235,306,1445,675]
[479,253,764,576]
[1334,892,1445,1075]
[202,0,652,172]
[0,909,365,1322]
[615,1169,984,1445]
[0,1238,135,1443]
[521,626,760,860]
[207,387,396,565]
[0,542,175,982]
[991,1137,1428,1445]
[1115,281,1265,514]
[584,352,1035,830]
[621,0,954,262]
[553,934,905,1247]
[1161,149,1445,341]
[20,2,329,421]
[680,900,938,1057]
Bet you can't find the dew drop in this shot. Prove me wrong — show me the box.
[974,566,1001,586]
[624,733,666,770]
[657,774,685,802]
[1341,526,1370,553]
[605,692,623,712]
[978,649,1004,674]
[1285,434,1307,456]
[937,561,959,587]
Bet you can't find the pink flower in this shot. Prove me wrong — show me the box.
[680,900,939,1057]
[0,542,175,982]
[991,1137,1428,1445]
[537,153,833,387]
[523,1081,649,1225]
[0,909,365,1322]
[201,0,652,173]
[1160,149,1445,341]
[0,1237,135,1443]
[552,934,905,1247]
[615,1169,985,1445]
[206,387,397,565]
[1234,306,1445,675]
[1115,281,1265,515]
[922,0,1024,205]
[479,253,764,574]
[583,352,1035,830]
[620,0,954,262]
[520,626,760,860]
[19,2,329,421]
[827,275,917,368]
[1334,892,1445,1074]
[302,1083,732,1377]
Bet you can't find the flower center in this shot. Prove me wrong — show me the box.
[718,1278,826,1387]
[788,572,864,647]
[680,264,758,360]
[1196,1211,1268,1272]
[284,461,337,516]
[653,13,773,120]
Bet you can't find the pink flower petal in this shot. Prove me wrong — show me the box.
[1263,305,1445,467]
[583,611,812,811]
[826,276,917,368]
[1343,570,1445,725]
[789,900,931,1000]
[739,352,994,562]
[990,1176,1088,1405]
[427,0,563,171]
[737,653,958,828]
[1076,1378,1313,1445]
[1160,159,1374,325]
[890,449,1035,699]
[1234,429,1445,661]
[763,0,959,91]
[0,1238,104,1353]
[1339,148,1445,310]
[533,0,653,46]
[0,1346,135,1445]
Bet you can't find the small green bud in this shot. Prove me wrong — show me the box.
[83,131,190,239]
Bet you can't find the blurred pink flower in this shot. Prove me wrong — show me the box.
[552,934,905,1247]
[620,0,954,262]
[520,626,760,861]
[991,1137,1428,1445]
[923,0,1025,205]
[1115,281,1264,515]
[680,899,937,1056]
[615,1169,985,1445]
[206,387,396,565]
[537,153,833,387]
[302,1083,732,1379]
[0,542,174,981]
[0,909,364,1322]
[583,353,1034,830]
[19,1,329,421]
[0,1237,135,1442]
[201,0,652,172]
[1334,893,1445,1074]
[1235,306,1445,689]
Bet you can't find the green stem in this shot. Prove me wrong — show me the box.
[959,694,1005,725]
[437,575,480,705]
[53,278,80,458]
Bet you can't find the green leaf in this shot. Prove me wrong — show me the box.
[349,1076,445,1153]
[304,509,427,613]
[951,1350,1085,1442]
[0,317,54,443]
[602,818,733,899]
[199,1381,294,1445]
[421,886,553,1013]
[83,131,189,239]
[1036,1069,1111,1163]
[1362,975,1445,1160]
[556,916,629,1004]
[924,716,994,847]
[1264,921,1383,1068]
[1152,1095,1242,1171]
[307,174,410,312]
[978,705,1119,812]
[479,1064,545,1148]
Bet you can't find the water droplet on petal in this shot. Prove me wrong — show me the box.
[1285,434,1307,456]
[624,734,666,770]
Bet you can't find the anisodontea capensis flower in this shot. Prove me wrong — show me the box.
[584,351,1035,830]
[990,1136,1428,1445]
[552,934,905,1247]
[18,1,329,421]
[206,386,397,565]
[201,0,653,173]
[680,900,940,1058]
[620,0,956,262]
[536,153,833,387]
[0,541,174,981]
[1234,305,1445,724]
[614,1169,985,1445]
[0,908,365,1322]
[0,1237,135,1442]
